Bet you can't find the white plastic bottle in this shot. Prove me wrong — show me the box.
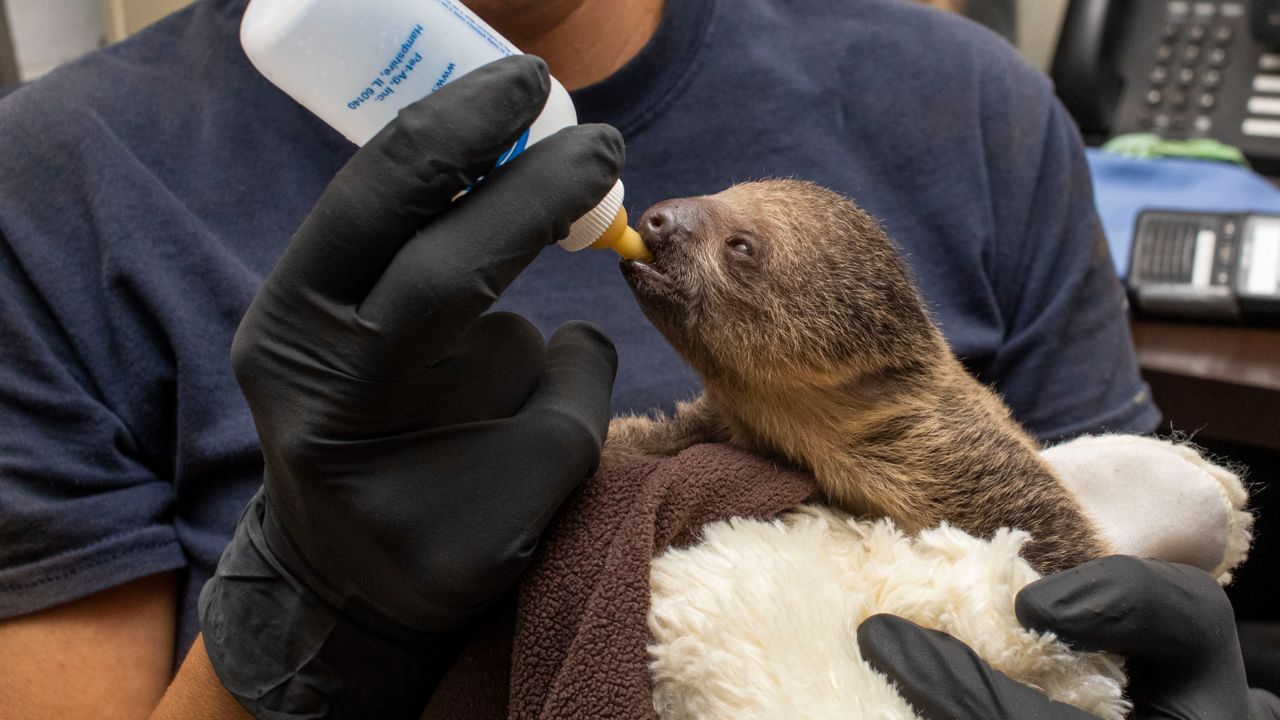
[240,0,647,259]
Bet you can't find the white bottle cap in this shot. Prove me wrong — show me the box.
[558,180,626,252]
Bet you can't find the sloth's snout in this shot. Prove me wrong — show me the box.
[638,200,697,256]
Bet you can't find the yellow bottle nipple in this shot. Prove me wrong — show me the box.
[590,208,652,261]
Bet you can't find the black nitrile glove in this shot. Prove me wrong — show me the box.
[198,55,624,719]
[857,556,1280,720]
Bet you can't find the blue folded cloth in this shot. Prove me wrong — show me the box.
[1087,148,1280,278]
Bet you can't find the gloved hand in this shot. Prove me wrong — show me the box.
[857,556,1280,720]
[199,55,624,719]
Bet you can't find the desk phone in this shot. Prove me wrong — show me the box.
[1128,209,1280,321]
[1055,0,1280,172]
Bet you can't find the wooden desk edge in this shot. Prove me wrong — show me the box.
[1130,319,1280,450]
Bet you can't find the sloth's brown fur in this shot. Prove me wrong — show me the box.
[614,179,1108,574]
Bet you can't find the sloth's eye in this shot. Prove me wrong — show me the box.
[727,237,753,256]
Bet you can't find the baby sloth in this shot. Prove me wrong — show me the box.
[613,179,1107,574]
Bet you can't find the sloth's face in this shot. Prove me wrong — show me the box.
[621,180,929,386]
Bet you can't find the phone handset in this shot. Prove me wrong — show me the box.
[1051,0,1130,139]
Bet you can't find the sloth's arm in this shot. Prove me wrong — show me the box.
[606,394,728,456]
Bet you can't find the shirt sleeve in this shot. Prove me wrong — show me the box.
[983,84,1160,443]
[0,230,186,620]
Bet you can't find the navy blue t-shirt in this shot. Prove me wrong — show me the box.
[0,0,1158,654]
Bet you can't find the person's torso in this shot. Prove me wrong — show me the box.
[0,0,1046,651]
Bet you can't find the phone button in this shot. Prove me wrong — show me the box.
[1220,3,1245,19]
[1247,97,1280,115]
[1253,75,1280,93]
[1242,118,1280,137]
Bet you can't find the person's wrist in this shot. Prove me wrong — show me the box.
[199,489,466,720]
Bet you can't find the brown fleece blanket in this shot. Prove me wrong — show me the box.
[423,443,818,719]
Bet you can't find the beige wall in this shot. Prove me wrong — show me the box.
[5,0,192,80]
[106,0,191,40]
[1016,0,1071,72]
[6,0,107,80]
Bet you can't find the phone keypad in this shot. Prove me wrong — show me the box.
[1132,212,1237,288]
[1127,212,1252,323]
[1139,2,1245,137]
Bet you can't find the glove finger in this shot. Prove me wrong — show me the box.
[374,324,615,631]
[356,125,624,372]
[515,321,617,493]
[1017,556,1254,719]
[398,312,547,427]
[856,614,1097,720]
[1250,688,1280,720]
[272,55,552,307]
[1015,556,1234,659]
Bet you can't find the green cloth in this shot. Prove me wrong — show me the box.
[1103,133,1248,166]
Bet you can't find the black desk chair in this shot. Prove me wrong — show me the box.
[964,0,1016,43]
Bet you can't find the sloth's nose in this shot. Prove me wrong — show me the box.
[638,200,692,255]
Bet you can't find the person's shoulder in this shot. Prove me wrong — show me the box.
[0,3,232,172]
[854,1,1064,143]
[769,0,1052,103]
[768,1,1015,51]
[0,2,246,265]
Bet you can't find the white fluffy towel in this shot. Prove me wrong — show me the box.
[648,508,1129,719]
